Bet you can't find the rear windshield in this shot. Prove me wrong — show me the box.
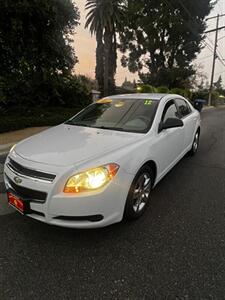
[66,98,159,133]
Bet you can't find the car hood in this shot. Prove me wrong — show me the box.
[15,124,140,167]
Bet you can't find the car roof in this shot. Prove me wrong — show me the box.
[105,93,169,101]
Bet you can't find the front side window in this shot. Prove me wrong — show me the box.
[176,99,191,118]
[162,101,180,123]
[66,98,159,133]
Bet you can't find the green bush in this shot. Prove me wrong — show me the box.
[135,84,192,98]
[191,90,208,101]
[156,86,170,93]
[137,84,156,93]
[0,106,83,133]
[170,88,192,99]
[0,73,92,112]
[211,91,220,106]
[57,75,92,107]
[170,88,186,97]
[114,87,135,95]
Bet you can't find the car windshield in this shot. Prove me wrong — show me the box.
[66,98,159,133]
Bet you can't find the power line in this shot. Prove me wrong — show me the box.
[205,30,225,65]
[203,40,214,53]
[208,14,220,106]
[206,36,215,48]
[204,12,225,104]
[217,47,225,61]
[205,26,225,34]
[164,0,225,104]
[218,35,225,41]
[206,13,225,21]
[217,56,225,68]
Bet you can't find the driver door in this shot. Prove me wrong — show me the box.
[154,100,185,178]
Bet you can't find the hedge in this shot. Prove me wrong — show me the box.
[0,106,83,133]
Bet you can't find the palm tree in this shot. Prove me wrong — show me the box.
[85,0,124,96]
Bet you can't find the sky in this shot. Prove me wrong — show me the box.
[73,0,225,86]
[197,0,225,86]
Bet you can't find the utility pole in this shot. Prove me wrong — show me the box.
[208,14,219,107]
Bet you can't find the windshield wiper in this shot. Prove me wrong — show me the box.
[94,126,124,131]
[66,122,124,131]
[65,121,92,128]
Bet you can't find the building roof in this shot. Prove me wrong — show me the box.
[92,90,101,94]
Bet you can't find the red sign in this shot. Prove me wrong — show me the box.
[8,192,25,214]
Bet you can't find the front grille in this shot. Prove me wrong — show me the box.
[7,158,56,182]
[7,175,47,202]
[53,215,103,222]
[29,210,45,217]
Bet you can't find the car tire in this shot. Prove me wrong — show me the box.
[189,130,200,156]
[124,165,154,220]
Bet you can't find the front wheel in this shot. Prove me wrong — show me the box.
[124,165,154,220]
[189,130,200,156]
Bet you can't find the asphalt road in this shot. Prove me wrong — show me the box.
[0,108,225,300]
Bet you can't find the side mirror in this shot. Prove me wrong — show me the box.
[158,118,184,133]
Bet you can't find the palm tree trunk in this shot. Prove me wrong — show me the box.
[108,30,117,95]
[104,28,111,97]
[96,30,104,96]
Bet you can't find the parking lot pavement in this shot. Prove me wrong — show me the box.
[0,162,3,182]
[0,154,6,191]
[0,154,14,216]
[0,108,225,299]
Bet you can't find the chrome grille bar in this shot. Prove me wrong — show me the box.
[7,158,56,183]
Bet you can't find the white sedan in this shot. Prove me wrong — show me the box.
[4,93,201,228]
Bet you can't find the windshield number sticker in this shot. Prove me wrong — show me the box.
[97,98,112,104]
[144,100,152,105]
[115,101,125,108]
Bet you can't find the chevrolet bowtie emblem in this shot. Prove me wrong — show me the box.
[14,176,22,185]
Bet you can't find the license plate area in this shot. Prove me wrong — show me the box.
[7,191,30,215]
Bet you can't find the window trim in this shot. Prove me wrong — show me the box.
[175,98,193,119]
[161,99,181,123]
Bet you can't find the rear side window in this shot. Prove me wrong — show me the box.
[176,99,191,118]
[162,100,180,122]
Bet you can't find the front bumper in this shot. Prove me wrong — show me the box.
[4,154,133,228]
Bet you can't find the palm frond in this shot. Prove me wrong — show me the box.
[85,0,125,34]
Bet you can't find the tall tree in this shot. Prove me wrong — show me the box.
[119,0,214,89]
[0,0,80,76]
[214,75,223,92]
[85,0,124,96]
[0,0,80,106]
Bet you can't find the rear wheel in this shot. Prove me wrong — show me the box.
[124,165,154,220]
[189,130,200,156]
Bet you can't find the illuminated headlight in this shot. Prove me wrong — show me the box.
[64,163,119,193]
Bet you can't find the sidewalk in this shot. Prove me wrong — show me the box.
[0,127,49,154]
[202,104,225,111]
[202,106,214,111]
